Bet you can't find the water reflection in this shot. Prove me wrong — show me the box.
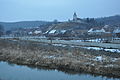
[0,61,119,80]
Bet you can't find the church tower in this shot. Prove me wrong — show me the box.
[73,12,77,21]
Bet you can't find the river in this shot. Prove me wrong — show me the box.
[0,61,119,80]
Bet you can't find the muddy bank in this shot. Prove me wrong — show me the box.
[0,39,120,78]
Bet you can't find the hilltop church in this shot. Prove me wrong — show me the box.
[69,12,83,23]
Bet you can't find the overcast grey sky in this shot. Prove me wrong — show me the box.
[0,0,120,22]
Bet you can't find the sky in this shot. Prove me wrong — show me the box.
[0,0,120,22]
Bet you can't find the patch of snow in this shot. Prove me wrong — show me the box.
[91,64,95,66]
[86,39,103,42]
[28,32,33,35]
[70,40,82,42]
[83,47,103,50]
[45,31,49,34]
[60,30,66,34]
[54,69,58,71]
[88,28,105,33]
[94,56,103,61]
[39,36,46,39]
[34,30,42,34]
[49,30,56,34]
[104,64,114,67]
[111,58,118,62]
[43,55,56,59]
[12,40,18,41]
[104,49,120,53]
[52,44,67,47]
[113,38,120,40]
[82,46,120,53]
[88,28,93,33]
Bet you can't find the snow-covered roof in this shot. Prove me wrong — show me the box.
[45,31,49,34]
[88,28,105,33]
[60,30,66,34]
[104,25,109,28]
[34,30,42,34]
[49,30,56,34]
[88,28,93,33]
[113,29,120,33]
[96,28,105,32]
[28,32,32,34]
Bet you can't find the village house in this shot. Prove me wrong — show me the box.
[48,29,67,37]
[88,28,106,35]
[113,28,120,38]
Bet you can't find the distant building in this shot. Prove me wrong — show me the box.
[88,28,106,35]
[73,12,82,23]
[73,12,78,21]
[34,30,42,34]
[49,30,56,34]
[68,12,83,23]
[48,29,67,35]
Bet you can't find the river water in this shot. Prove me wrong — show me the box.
[0,61,119,80]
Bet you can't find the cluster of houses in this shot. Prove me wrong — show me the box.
[9,25,120,39]
[11,27,42,37]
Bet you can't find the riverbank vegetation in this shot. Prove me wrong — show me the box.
[0,39,120,78]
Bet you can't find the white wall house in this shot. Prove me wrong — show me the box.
[113,28,120,38]
[113,28,120,34]
[88,28,106,35]
[48,29,67,34]
[34,30,42,34]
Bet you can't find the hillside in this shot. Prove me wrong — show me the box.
[0,21,51,31]
[96,15,120,26]
[41,14,120,32]
[47,22,91,31]
[0,15,120,31]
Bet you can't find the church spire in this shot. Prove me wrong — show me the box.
[73,12,77,16]
[73,12,77,21]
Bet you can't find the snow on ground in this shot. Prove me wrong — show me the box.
[52,43,120,53]
[52,44,67,47]
[94,56,103,61]
[111,58,119,62]
[1,36,120,53]
[104,49,120,53]
[104,64,114,67]
[82,47,103,50]
[11,40,18,42]
[113,38,120,40]
[82,47,120,53]
[43,55,56,59]
[70,40,83,42]
[86,39,101,42]
[70,39,103,42]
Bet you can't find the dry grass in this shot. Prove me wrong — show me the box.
[0,39,120,78]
